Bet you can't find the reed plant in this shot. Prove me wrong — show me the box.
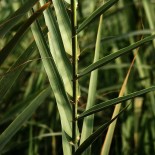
[0,0,155,155]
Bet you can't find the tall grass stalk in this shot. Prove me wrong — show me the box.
[71,0,78,153]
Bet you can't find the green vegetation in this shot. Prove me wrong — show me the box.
[0,0,155,155]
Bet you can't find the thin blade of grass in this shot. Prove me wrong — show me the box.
[0,89,44,125]
[77,86,155,120]
[77,0,118,34]
[77,35,155,78]
[80,15,103,155]
[53,0,80,57]
[40,0,73,96]
[52,0,72,55]
[81,29,155,55]
[0,1,51,66]
[0,86,51,152]
[0,0,39,38]
[30,12,74,139]
[74,106,129,155]
[100,45,139,155]
[0,41,36,99]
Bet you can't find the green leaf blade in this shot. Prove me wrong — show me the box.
[78,35,155,78]
[78,86,155,119]
[77,0,118,33]
[0,2,50,66]
[74,106,128,155]
[40,0,73,96]
[80,15,103,155]
[0,87,51,152]
[0,0,39,38]
[30,15,73,138]
[0,41,35,99]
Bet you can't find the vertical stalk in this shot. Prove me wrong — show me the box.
[80,14,103,155]
[71,0,78,153]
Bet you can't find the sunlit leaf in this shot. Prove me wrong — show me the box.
[40,0,73,96]
[30,13,73,137]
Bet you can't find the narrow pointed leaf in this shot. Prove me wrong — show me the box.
[0,41,36,99]
[40,0,73,96]
[0,87,51,152]
[77,86,155,119]
[77,0,118,33]
[52,0,80,57]
[0,89,43,125]
[0,2,51,66]
[0,0,39,38]
[77,35,155,78]
[80,15,103,155]
[74,106,128,155]
[52,0,72,55]
[100,52,138,155]
[30,15,73,137]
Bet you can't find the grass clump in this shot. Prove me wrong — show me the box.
[0,0,155,155]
